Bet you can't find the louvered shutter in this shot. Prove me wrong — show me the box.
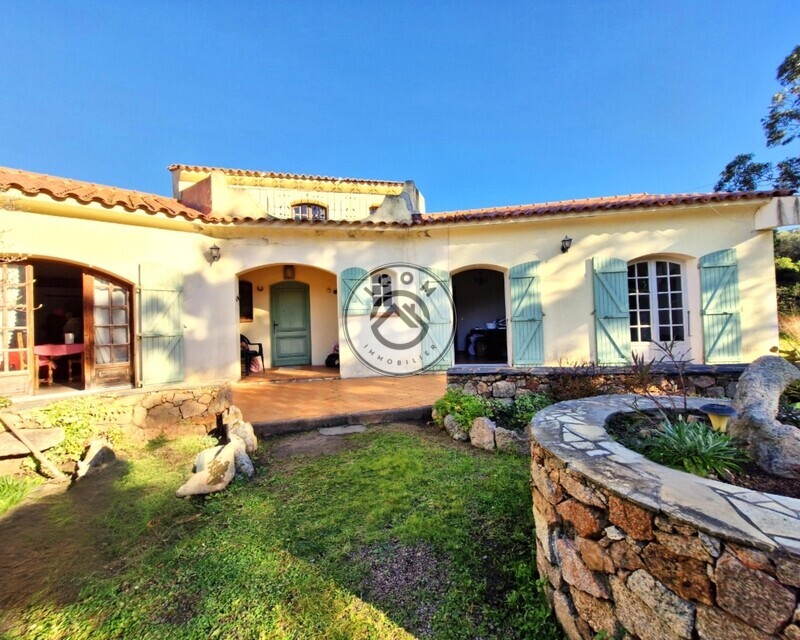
[699,249,742,363]
[510,261,543,366]
[420,267,453,371]
[339,267,370,315]
[593,257,631,365]
[139,264,184,385]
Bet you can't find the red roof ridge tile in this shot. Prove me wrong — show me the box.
[0,166,206,221]
[168,164,405,187]
[418,190,793,224]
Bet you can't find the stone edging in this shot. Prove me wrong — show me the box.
[531,394,800,639]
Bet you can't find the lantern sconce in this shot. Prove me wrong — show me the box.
[699,403,737,433]
[560,236,573,254]
[209,244,221,265]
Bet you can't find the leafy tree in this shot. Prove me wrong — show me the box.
[714,153,773,191]
[763,45,800,147]
[776,157,800,189]
[716,45,800,192]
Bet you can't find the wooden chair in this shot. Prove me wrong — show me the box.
[67,355,82,382]
[240,334,265,375]
[38,357,56,385]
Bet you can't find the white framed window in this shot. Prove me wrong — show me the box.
[628,260,686,344]
[292,203,327,221]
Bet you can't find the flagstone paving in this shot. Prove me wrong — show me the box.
[532,394,800,555]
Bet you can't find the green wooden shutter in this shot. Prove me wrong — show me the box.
[421,267,453,371]
[139,264,184,385]
[340,267,370,314]
[699,249,742,363]
[510,261,543,366]
[593,257,631,365]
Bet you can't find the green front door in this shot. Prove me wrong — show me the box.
[270,282,311,366]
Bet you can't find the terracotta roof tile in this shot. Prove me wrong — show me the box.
[416,190,794,224]
[168,163,405,187]
[0,166,206,220]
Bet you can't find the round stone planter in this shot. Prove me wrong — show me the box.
[530,394,800,640]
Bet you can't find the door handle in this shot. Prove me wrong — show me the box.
[273,322,278,332]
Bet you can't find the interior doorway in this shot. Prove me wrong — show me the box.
[452,268,508,365]
[0,259,135,395]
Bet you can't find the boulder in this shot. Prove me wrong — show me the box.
[443,414,469,442]
[75,439,116,479]
[221,405,244,426]
[495,426,530,456]
[177,442,236,497]
[730,355,800,478]
[227,419,257,454]
[229,434,255,478]
[469,416,496,450]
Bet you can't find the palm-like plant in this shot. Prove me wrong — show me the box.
[643,419,749,478]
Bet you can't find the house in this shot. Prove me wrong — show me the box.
[0,163,795,396]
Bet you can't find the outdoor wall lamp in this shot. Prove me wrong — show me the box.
[209,244,221,264]
[561,236,573,253]
[699,403,737,433]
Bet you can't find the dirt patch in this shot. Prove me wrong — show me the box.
[265,422,469,462]
[350,540,451,639]
[0,460,128,624]
[266,431,362,460]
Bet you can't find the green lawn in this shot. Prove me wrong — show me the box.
[0,424,561,640]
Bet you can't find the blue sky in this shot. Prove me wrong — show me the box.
[1,1,797,212]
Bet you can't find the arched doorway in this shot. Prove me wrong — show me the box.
[0,258,134,395]
[452,268,508,365]
[237,264,338,375]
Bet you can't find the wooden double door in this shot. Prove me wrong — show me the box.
[0,262,134,395]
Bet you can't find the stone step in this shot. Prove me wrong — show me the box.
[0,427,65,457]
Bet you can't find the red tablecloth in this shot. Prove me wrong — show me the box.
[33,344,84,357]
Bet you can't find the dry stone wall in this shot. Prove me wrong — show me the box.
[531,395,800,640]
[447,364,745,401]
[3,383,232,432]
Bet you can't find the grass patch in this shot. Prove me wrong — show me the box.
[0,476,39,516]
[0,425,560,640]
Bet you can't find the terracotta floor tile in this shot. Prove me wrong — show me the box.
[231,373,446,424]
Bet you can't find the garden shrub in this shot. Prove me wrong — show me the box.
[489,394,551,431]
[434,389,551,434]
[432,389,491,433]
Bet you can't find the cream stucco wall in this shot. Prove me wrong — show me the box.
[2,192,782,390]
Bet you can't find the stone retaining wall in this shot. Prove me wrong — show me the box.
[3,383,232,432]
[447,364,746,401]
[531,395,800,640]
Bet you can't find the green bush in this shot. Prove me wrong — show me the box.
[489,394,551,431]
[642,419,749,478]
[513,393,551,427]
[432,389,491,434]
[433,389,551,434]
